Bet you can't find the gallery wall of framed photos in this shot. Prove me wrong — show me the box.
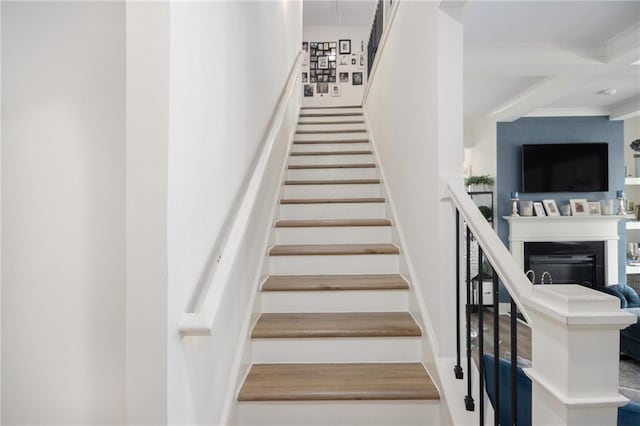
[301,26,369,107]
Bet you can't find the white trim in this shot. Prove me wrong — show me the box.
[179,51,304,335]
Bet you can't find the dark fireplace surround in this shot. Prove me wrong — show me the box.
[523,241,605,288]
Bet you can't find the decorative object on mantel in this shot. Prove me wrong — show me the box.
[601,199,615,215]
[560,203,571,216]
[630,139,640,177]
[533,202,546,216]
[510,191,519,217]
[570,198,589,216]
[618,190,627,215]
[542,199,560,216]
[520,200,533,216]
[588,201,602,215]
[465,175,495,192]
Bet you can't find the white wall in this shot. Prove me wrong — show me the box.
[364,0,463,361]
[2,2,125,424]
[167,1,302,423]
[302,25,369,107]
[125,3,169,424]
[624,116,640,176]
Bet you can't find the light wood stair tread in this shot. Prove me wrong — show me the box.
[293,139,369,144]
[275,219,391,228]
[296,129,367,134]
[269,243,399,256]
[284,179,380,185]
[299,113,363,117]
[262,274,409,291]
[290,150,372,156]
[237,363,439,401]
[280,197,385,204]
[288,163,375,169]
[251,312,421,338]
[298,120,365,125]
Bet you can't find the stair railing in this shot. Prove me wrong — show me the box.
[446,178,633,425]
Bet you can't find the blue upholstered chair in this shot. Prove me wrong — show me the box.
[483,353,640,426]
[596,284,640,362]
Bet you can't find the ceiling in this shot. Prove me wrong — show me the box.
[302,1,640,145]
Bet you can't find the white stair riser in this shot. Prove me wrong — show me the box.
[301,107,362,115]
[294,133,368,142]
[269,254,399,275]
[289,154,373,165]
[251,337,420,363]
[286,167,377,180]
[279,203,386,220]
[297,123,366,133]
[234,400,440,426]
[299,116,364,124]
[260,289,407,312]
[283,184,380,199]
[292,142,369,153]
[275,226,391,245]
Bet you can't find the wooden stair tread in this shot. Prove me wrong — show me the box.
[290,150,372,156]
[296,129,366,135]
[293,139,369,144]
[269,243,399,256]
[284,179,380,185]
[237,363,439,401]
[298,120,365,125]
[251,312,421,338]
[288,163,375,169]
[299,113,363,117]
[262,274,409,291]
[280,197,385,204]
[275,219,391,228]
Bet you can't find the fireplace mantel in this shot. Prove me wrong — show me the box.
[503,216,623,285]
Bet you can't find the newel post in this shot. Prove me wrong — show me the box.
[524,285,635,425]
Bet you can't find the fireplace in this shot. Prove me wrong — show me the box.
[524,241,605,288]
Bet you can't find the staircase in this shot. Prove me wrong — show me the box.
[235,107,440,425]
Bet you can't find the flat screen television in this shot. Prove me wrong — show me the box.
[522,143,609,193]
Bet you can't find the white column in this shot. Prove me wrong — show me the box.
[524,285,635,425]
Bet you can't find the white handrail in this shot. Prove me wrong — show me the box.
[447,179,533,322]
[180,51,304,336]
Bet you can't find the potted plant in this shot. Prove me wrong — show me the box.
[465,175,495,192]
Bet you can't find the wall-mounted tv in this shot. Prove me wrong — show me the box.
[522,143,609,193]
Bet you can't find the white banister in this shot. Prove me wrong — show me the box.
[179,51,304,336]
[446,178,636,425]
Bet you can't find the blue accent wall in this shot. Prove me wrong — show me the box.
[496,116,625,293]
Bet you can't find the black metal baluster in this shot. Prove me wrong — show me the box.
[510,298,518,426]
[465,226,475,411]
[493,270,500,426]
[455,210,463,379]
[478,248,485,425]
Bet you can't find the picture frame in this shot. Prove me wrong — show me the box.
[339,55,349,65]
[318,56,329,69]
[588,201,602,215]
[352,72,363,86]
[351,58,356,65]
[569,198,589,216]
[302,42,308,52]
[339,39,351,54]
[542,199,560,216]
[301,72,308,83]
[303,84,314,97]
[359,53,365,68]
[339,72,349,83]
[331,84,342,97]
[317,82,329,94]
[533,202,546,217]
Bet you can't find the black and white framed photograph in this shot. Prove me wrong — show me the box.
[533,202,546,217]
[302,72,308,83]
[304,84,314,97]
[588,202,602,215]
[318,56,329,69]
[542,199,560,216]
[339,72,349,83]
[339,39,351,54]
[351,58,356,65]
[339,55,349,65]
[570,198,589,216]
[352,72,363,86]
[359,53,365,68]
[302,42,308,52]
[331,84,342,97]
[317,82,329,94]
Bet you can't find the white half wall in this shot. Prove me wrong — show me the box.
[302,25,369,107]
[2,2,125,424]
[167,1,302,423]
